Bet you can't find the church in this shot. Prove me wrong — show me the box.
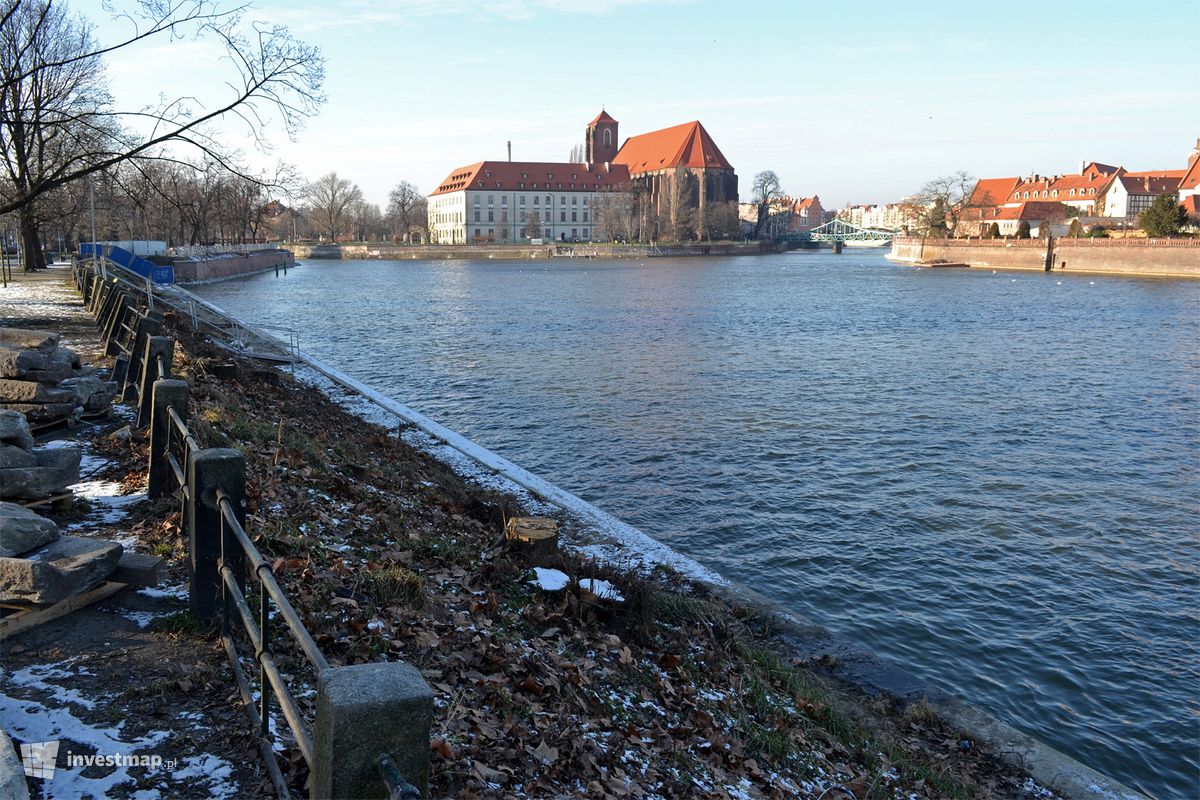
[427,111,738,244]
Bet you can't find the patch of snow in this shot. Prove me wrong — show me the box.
[531,567,569,592]
[119,610,163,629]
[138,584,188,601]
[170,753,239,799]
[66,479,146,530]
[579,578,624,602]
[2,662,100,710]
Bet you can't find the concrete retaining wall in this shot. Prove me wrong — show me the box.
[290,241,774,261]
[889,237,1199,278]
[172,249,294,283]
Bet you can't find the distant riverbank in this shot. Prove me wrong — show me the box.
[888,236,1200,278]
[290,240,778,260]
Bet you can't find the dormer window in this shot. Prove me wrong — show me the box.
[485,170,491,178]
[522,172,528,179]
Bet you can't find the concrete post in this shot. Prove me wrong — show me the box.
[148,379,188,499]
[186,447,246,622]
[312,662,433,800]
[123,314,163,401]
[136,336,174,427]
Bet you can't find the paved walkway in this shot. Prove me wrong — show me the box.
[1,268,272,799]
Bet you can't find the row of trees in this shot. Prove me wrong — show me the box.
[1,0,326,268]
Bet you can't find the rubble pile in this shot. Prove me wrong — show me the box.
[0,501,124,606]
[0,327,117,426]
[0,410,81,500]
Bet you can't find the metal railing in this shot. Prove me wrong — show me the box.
[76,258,432,800]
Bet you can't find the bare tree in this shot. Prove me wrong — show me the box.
[305,172,361,241]
[386,180,423,240]
[912,171,976,237]
[750,170,783,239]
[522,210,542,240]
[0,0,325,220]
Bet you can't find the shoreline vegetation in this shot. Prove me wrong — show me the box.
[156,296,1067,799]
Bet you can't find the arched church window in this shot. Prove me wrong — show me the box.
[604,129,612,146]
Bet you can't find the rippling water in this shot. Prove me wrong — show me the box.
[196,252,1199,798]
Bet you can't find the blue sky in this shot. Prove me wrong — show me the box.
[81,0,1199,207]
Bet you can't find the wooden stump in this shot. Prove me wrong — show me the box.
[505,516,558,564]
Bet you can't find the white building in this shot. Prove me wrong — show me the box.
[1100,171,1185,220]
[428,160,631,244]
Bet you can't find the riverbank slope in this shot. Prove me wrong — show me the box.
[888,236,1200,278]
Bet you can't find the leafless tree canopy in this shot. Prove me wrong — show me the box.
[305,171,362,242]
[911,171,976,236]
[0,0,326,220]
[386,179,426,240]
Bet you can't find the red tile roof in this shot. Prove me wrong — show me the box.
[430,160,631,196]
[1182,195,1200,214]
[1181,156,1200,190]
[589,109,617,126]
[969,177,1020,206]
[965,201,1067,221]
[613,120,733,174]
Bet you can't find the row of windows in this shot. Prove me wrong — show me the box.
[1013,188,1097,200]
[473,211,588,223]
[474,194,589,207]
[472,228,590,239]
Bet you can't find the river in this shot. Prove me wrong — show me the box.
[194,251,1199,798]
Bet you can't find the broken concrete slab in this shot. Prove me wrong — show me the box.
[0,501,61,557]
[0,444,81,500]
[0,378,78,404]
[0,402,79,421]
[0,534,123,606]
[0,409,34,450]
[110,552,166,588]
[0,444,36,470]
[0,327,60,353]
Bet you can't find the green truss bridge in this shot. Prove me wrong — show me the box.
[807,219,894,243]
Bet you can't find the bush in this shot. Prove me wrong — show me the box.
[1139,193,1188,237]
[1016,221,1031,239]
[1068,219,1083,238]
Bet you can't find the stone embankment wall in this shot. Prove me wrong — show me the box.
[889,237,1200,278]
[290,241,774,261]
[172,249,294,282]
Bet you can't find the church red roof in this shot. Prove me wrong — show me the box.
[1181,156,1200,190]
[589,109,617,126]
[613,121,733,174]
[430,160,631,196]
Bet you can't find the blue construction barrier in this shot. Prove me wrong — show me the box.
[80,243,174,284]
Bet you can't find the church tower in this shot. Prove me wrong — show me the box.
[586,110,619,165]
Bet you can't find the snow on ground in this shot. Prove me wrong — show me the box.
[0,659,238,800]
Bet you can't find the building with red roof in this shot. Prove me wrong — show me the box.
[1178,139,1200,210]
[1100,170,1186,220]
[428,111,739,244]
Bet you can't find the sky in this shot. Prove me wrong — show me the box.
[77,0,1199,209]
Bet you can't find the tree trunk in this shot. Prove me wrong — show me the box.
[19,207,46,272]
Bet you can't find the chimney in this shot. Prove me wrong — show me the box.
[507,141,512,162]
[1080,159,1086,174]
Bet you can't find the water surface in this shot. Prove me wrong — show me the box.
[196,253,1200,798]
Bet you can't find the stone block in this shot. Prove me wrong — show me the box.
[0,345,49,378]
[0,444,36,469]
[0,402,78,421]
[0,729,30,800]
[58,375,103,404]
[0,410,34,450]
[0,327,59,353]
[110,551,165,587]
[0,445,80,500]
[0,378,78,404]
[313,661,434,800]
[0,534,123,605]
[0,501,61,557]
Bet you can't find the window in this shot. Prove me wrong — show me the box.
[572,228,577,238]
[488,195,494,204]
[582,212,588,222]
[560,211,566,222]
[519,183,525,189]
[475,228,480,238]
[546,195,552,204]
[474,211,480,222]
[488,211,494,222]
[544,228,551,238]
[502,196,508,205]
[583,197,588,207]
[572,196,578,205]
[571,212,577,222]
[604,129,611,146]
[533,196,539,205]
[582,228,589,239]
[520,195,526,205]
[557,183,563,189]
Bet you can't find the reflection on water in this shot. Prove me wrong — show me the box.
[196,253,1200,798]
